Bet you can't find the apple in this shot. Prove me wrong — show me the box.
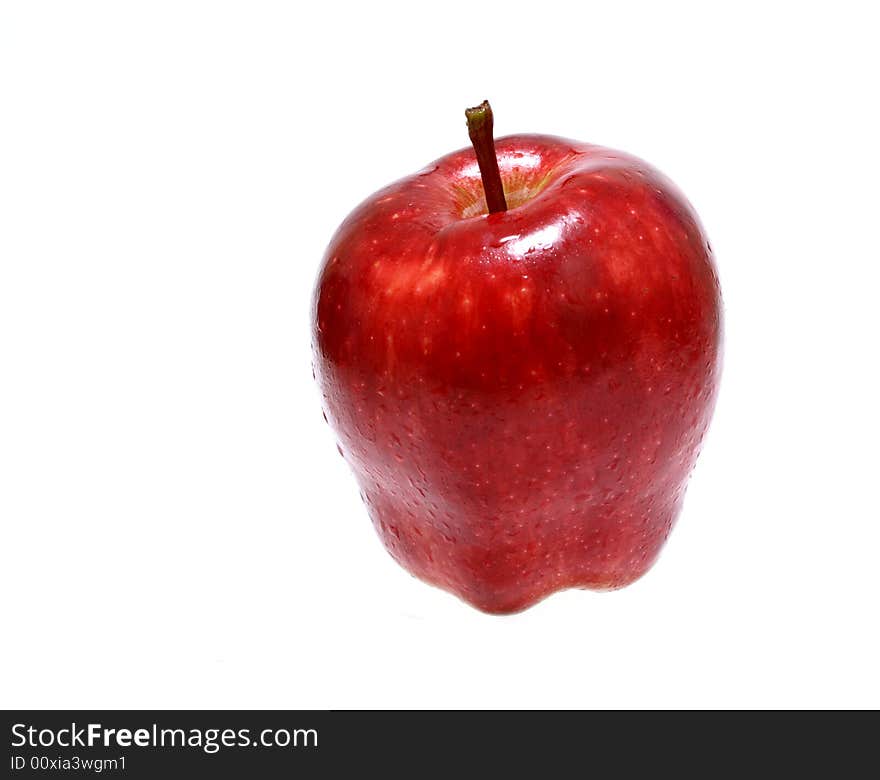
[312,101,722,613]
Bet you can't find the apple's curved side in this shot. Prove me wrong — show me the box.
[312,135,722,614]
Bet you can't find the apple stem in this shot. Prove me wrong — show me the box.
[465,100,508,214]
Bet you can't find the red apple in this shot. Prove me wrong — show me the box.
[312,102,722,613]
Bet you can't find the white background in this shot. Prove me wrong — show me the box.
[1,1,878,709]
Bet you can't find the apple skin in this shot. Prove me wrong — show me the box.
[312,134,722,614]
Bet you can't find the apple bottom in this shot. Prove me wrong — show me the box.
[361,487,682,614]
